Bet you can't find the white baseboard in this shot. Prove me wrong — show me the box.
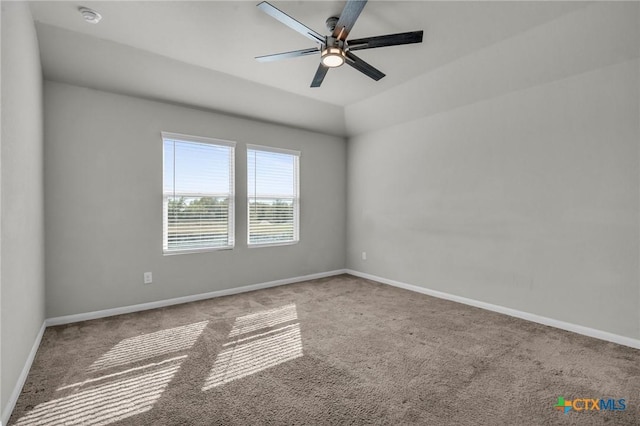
[345,269,640,350]
[2,321,47,426]
[46,269,347,327]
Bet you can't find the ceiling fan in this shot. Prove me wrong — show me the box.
[255,0,424,88]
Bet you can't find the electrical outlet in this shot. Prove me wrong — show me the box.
[362,252,367,261]
[144,272,152,284]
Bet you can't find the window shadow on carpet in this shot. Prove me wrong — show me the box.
[12,320,209,425]
[12,304,304,425]
[203,303,303,390]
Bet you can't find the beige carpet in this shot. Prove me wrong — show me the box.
[9,274,640,425]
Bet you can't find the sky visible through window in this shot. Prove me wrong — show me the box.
[248,149,295,198]
[163,140,294,196]
[164,140,231,195]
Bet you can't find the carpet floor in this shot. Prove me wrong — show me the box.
[8,274,640,425]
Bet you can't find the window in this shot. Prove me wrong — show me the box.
[162,132,235,254]
[247,145,300,246]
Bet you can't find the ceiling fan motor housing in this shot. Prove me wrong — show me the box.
[326,36,345,49]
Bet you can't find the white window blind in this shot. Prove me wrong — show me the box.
[162,132,235,253]
[247,145,300,246]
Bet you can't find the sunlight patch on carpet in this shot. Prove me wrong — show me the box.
[57,355,187,391]
[88,320,207,371]
[13,359,183,426]
[227,304,298,337]
[202,304,302,390]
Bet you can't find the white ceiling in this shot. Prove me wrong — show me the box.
[28,1,586,135]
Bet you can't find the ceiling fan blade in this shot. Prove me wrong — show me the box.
[256,47,320,62]
[311,64,329,88]
[332,0,368,41]
[345,51,385,81]
[257,2,325,44]
[348,31,423,51]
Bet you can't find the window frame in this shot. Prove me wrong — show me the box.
[162,131,236,255]
[246,144,300,248]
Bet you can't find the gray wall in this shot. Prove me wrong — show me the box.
[347,3,640,339]
[1,1,46,417]
[44,81,346,318]
[35,23,347,138]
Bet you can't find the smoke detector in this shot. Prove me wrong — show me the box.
[79,7,102,24]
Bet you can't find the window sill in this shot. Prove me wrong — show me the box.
[163,246,234,256]
[247,241,299,249]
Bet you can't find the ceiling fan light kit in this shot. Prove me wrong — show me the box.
[321,46,345,67]
[255,0,424,88]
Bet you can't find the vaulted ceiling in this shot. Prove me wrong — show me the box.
[29,1,586,136]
